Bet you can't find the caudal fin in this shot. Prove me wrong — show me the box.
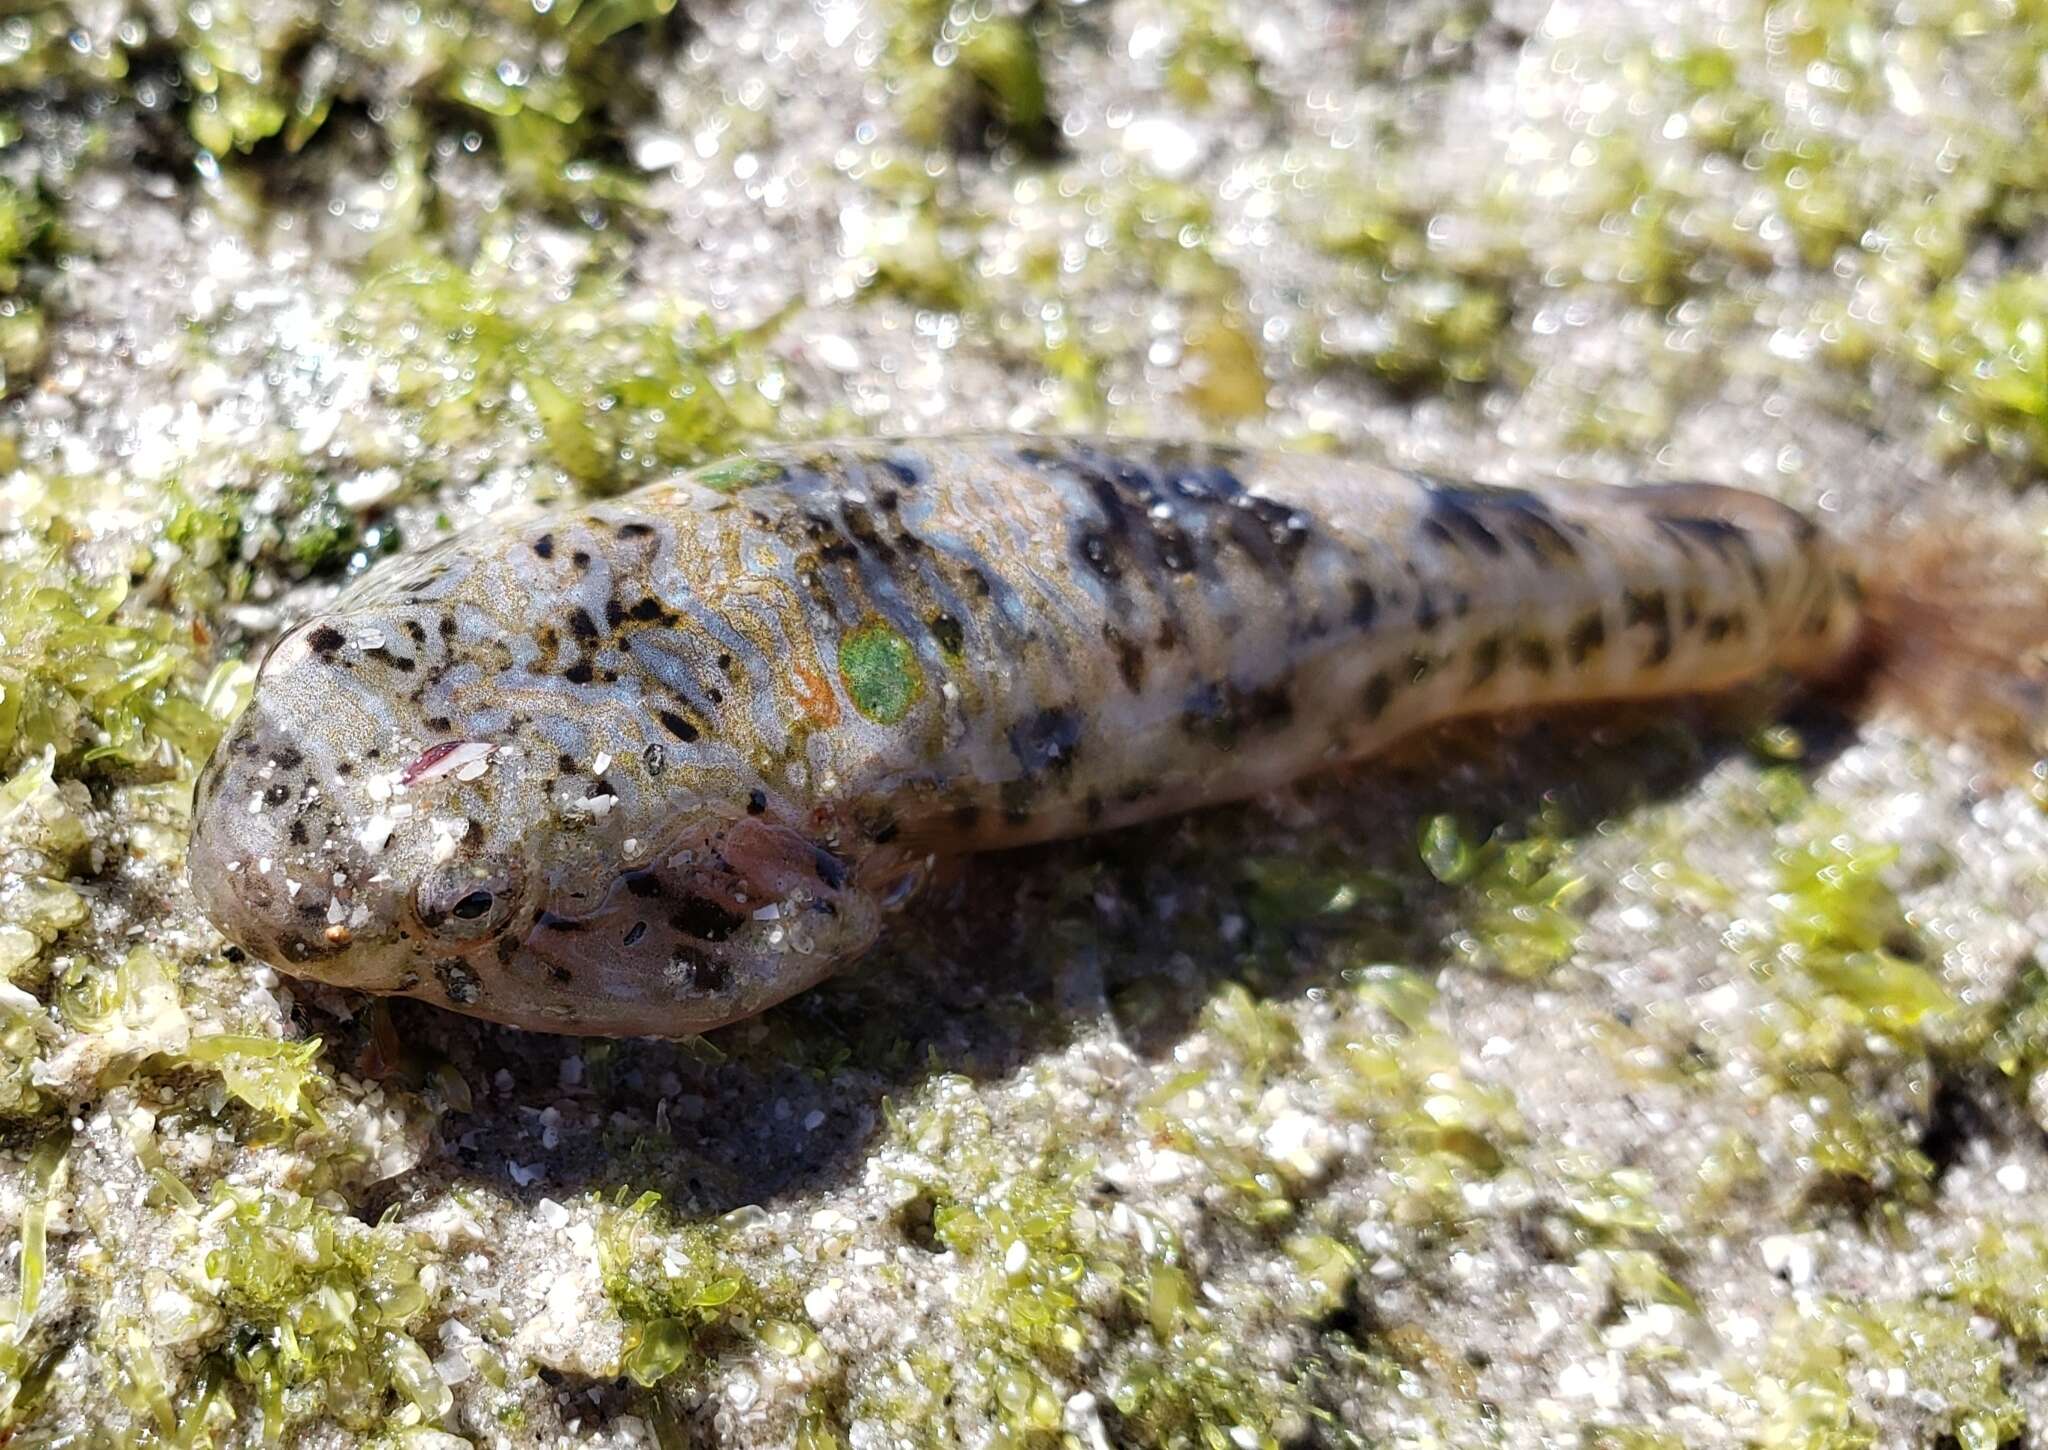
[1842,524,2048,767]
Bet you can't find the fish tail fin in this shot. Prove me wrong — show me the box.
[1830,521,2048,768]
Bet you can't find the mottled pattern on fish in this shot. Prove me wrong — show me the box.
[188,436,1862,1035]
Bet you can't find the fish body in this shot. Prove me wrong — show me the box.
[188,436,1861,1035]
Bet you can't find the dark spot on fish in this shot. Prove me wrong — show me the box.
[1152,516,1198,574]
[676,949,729,993]
[951,804,982,830]
[1516,636,1555,674]
[1105,626,1146,692]
[1078,531,1120,580]
[435,959,481,1004]
[438,617,457,639]
[1703,612,1747,643]
[569,608,599,642]
[1470,634,1505,686]
[263,783,290,806]
[623,871,664,899]
[1567,611,1607,664]
[659,710,700,743]
[623,921,648,948]
[1362,671,1393,721]
[565,662,594,685]
[620,522,655,539]
[558,753,578,773]
[671,897,745,942]
[1419,494,1503,562]
[927,613,965,657]
[747,788,767,815]
[307,625,346,655]
[403,620,427,645]
[811,846,849,892]
[1507,512,1581,566]
[534,533,556,559]
[1181,680,1293,748]
[1349,579,1378,630]
[1415,592,1441,632]
[1000,780,1035,825]
[630,597,666,623]
[605,597,626,629]
[572,550,592,569]
[1010,707,1082,776]
[536,911,586,933]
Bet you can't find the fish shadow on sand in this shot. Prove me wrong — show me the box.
[335,687,1862,1224]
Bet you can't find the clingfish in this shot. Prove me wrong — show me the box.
[187,435,2032,1036]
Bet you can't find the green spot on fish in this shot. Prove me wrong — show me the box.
[839,621,923,724]
[694,456,784,493]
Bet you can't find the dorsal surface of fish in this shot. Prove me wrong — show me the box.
[187,436,1860,1034]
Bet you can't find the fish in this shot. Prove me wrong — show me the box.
[185,435,2040,1036]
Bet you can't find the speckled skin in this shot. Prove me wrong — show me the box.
[187,436,1861,1035]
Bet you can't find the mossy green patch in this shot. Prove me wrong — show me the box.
[0,538,244,776]
[0,1127,72,1432]
[0,180,52,396]
[838,621,924,725]
[883,0,1054,154]
[198,1183,448,1440]
[2,0,679,213]
[875,1074,1302,1447]
[1743,1298,2021,1450]
[694,456,791,494]
[597,1191,785,1390]
[1418,810,1588,979]
[351,249,778,499]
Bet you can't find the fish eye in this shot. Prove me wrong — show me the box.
[415,861,524,939]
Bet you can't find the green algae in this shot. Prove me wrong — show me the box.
[837,621,925,726]
[883,0,1054,154]
[597,1191,784,1389]
[1744,1299,2021,1450]
[1899,274,2048,474]
[203,1184,448,1441]
[0,543,239,776]
[874,1072,1301,1447]
[178,1032,331,1127]
[1419,811,1588,980]
[1333,966,1522,1223]
[351,249,778,499]
[1160,0,1267,110]
[1756,832,1972,1068]
[1,0,677,211]
[0,180,52,396]
[1306,172,1522,390]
